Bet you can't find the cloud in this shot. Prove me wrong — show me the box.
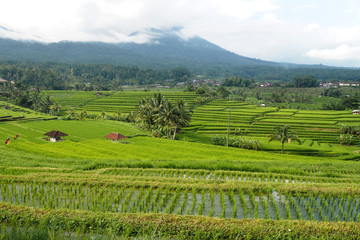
[213,0,279,20]
[1,0,360,66]
[295,4,315,10]
[304,22,320,32]
[306,44,360,60]
[0,0,279,43]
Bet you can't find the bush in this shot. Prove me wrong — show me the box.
[210,135,226,146]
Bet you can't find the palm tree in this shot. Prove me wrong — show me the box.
[155,100,177,138]
[76,110,87,120]
[37,95,54,113]
[66,108,76,119]
[135,98,155,130]
[268,125,300,154]
[112,110,122,121]
[172,99,192,139]
[134,93,192,139]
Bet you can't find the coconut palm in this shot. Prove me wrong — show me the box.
[172,99,192,139]
[113,110,122,121]
[134,93,192,139]
[268,125,300,154]
[76,110,87,120]
[66,108,76,119]
[155,100,177,138]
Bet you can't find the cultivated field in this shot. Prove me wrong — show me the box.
[45,90,197,114]
[0,90,360,239]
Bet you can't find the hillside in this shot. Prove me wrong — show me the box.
[0,30,276,68]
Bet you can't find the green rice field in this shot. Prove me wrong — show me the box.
[1,90,360,239]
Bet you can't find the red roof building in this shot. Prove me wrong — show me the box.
[104,132,128,143]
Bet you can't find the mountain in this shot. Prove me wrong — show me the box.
[1,27,360,81]
[0,28,277,70]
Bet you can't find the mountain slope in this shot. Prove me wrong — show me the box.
[0,30,277,69]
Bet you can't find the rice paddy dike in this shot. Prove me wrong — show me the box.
[0,90,359,239]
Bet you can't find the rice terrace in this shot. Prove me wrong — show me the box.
[0,82,359,239]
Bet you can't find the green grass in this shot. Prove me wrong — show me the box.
[0,119,359,175]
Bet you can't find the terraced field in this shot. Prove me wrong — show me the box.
[46,90,197,114]
[46,91,359,146]
[45,90,107,108]
[1,91,360,239]
[1,167,359,221]
[0,162,359,239]
[184,99,359,145]
[0,101,56,122]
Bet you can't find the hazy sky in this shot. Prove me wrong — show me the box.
[1,0,360,67]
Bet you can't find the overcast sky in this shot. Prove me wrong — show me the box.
[1,0,360,67]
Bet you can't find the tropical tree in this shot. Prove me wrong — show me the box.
[133,93,192,139]
[76,110,88,120]
[97,111,107,120]
[155,100,177,138]
[1,83,58,114]
[66,108,76,119]
[111,110,122,121]
[268,125,300,154]
[49,103,61,116]
[338,134,353,146]
[172,99,192,139]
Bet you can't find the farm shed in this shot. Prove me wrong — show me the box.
[352,110,360,115]
[44,130,68,142]
[104,132,128,143]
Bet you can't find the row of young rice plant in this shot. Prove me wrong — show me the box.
[98,167,360,184]
[1,170,359,198]
[1,202,359,239]
[0,179,359,222]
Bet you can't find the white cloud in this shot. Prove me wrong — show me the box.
[0,0,280,43]
[213,0,279,20]
[306,44,360,60]
[304,22,320,32]
[295,4,315,10]
[1,0,360,66]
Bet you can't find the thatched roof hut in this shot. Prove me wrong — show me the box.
[104,132,128,143]
[45,130,68,142]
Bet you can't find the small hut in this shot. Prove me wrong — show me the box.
[44,130,68,142]
[104,132,128,143]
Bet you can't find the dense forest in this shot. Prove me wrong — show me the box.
[0,61,360,90]
[0,62,191,90]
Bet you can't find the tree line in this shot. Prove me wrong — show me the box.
[0,82,60,115]
[0,62,191,90]
[1,61,360,91]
